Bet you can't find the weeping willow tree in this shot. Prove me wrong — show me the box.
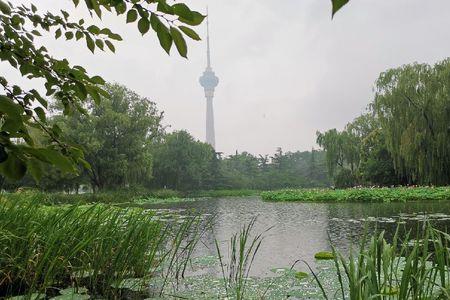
[373,59,450,185]
[316,114,371,185]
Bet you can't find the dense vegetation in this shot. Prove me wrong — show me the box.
[317,224,450,299]
[0,0,205,181]
[317,59,450,188]
[0,193,201,298]
[1,82,329,192]
[261,187,450,203]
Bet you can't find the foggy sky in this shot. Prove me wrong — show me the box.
[4,0,450,155]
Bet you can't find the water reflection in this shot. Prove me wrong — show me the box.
[147,197,450,277]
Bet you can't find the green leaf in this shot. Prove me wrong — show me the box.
[178,12,205,26]
[74,82,88,100]
[108,33,122,41]
[95,39,104,50]
[65,31,74,40]
[55,28,62,39]
[90,75,105,85]
[115,2,127,15]
[331,0,349,18]
[75,31,84,40]
[138,17,150,35]
[170,27,187,58]
[157,1,173,15]
[172,3,193,21]
[87,25,100,34]
[126,9,138,23]
[105,40,115,52]
[30,89,48,108]
[86,86,101,104]
[0,154,27,181]
[0,0,11,15]
[40,148,76,173]
[34,107,46,122]
[150,13,162,31]
[2,117,23,133]
[150,14,172,54]
[0,95,24,119]
[27,158,43,182]
[179,26,201,41]
[86,35,95,53]
[157,24,172,55]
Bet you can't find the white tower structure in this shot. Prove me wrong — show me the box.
[199,10,219,148]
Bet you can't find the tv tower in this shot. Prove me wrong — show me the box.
[199,9,219,148]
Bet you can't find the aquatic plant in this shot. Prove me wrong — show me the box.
[314,251,334,260]
[215,217,265,300]
[312,224,450,299]
[0,197,201,298]
[261,186,450,203]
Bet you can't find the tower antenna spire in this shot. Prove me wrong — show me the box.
[206,6,211,69]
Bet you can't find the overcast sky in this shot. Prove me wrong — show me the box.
[5,0,450,155]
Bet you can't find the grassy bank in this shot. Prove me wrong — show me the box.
[261,187,450,202]
[187,189,260,198]
[2,189,261,207]
[0,196,201,298]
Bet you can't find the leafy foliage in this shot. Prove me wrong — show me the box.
[54,83,165,191]
[373,59,450,185]
[317,114,383,187]
[151,130,215,191]
[0,0,204,181]
[317,59,450,187]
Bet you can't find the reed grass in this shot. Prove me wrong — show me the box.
[311,223,450,299]
[215,217,265,300]
[0,196,201,298]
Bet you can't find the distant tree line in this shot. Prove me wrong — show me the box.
[317,58,450,187]
[2,83,329,192]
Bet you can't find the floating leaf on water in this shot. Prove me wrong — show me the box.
[314,251,334,260]
[294,271,308,280]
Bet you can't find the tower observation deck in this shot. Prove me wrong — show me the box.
[199,10,219,148]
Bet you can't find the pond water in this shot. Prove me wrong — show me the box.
[146,196,450,278]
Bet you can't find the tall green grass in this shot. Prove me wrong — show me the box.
[0,197,201,298]
[215,217,265,300]
[261,187,450,202]
[311,224,450,299]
